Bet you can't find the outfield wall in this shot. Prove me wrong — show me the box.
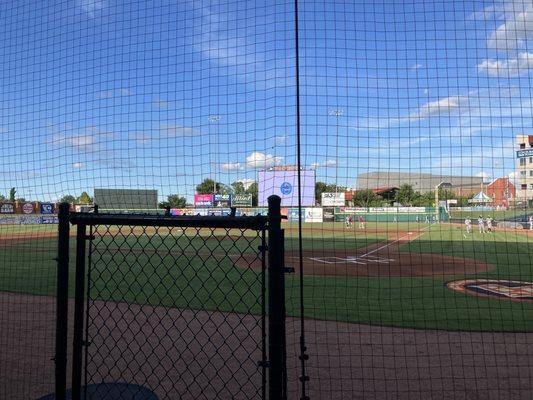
[0,206,448,224]
[334,207,450,222]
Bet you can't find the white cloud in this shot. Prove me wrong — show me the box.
[475,171,491,181]
[410,63,423,70]
[79,0,104,18]
[238,179,255,190]
[48,124,111,153]
[487,5,533,51]
[73,162,84,169]
[406,95,469,121]
[508,171,520,185]
[246,152,283,169]
[97,88,133,99]
[153,99,169,109]
[160,124,204,137]
[275,135,287,144]
[221,162,243,171]
[310,159,337,169]
[478,52,533,77]
[132,132,152,146]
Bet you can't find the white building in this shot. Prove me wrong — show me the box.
[516,134,533,207]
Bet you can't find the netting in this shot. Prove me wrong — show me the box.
[1,0,533,399]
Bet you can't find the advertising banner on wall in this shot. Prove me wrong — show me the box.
[305,207,323,223]
[213,194,231,207]
[22,203,35,214]
[40,203,55,214]
[288,208,305,222]
[231,193,252,207]
[323,207,335,222]
[0,203,15,214]
[194,194,213,207]
[321,192,345,206]
[258,170,315,207]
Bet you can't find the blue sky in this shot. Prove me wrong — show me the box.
[0,0,532,201]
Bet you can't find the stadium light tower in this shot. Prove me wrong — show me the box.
[435,181,452,222]
[328,108,344,194]
[209,115,221,194]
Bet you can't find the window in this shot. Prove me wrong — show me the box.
[521,158,526,166]
[522,184,528,190]
[530,184,533,189]
[521,171,526,176]
[530,157,533,163]
[520,143,526,149]
[530,170,533,177]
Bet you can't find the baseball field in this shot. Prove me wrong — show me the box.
[1,220,532,332]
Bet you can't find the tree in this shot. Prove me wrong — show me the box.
[167,195,187,208]
[196,178,218,194]
[394,184,419,206]
[15,197,26,203]
[9,187,16,202]
[0,194,5,201]
[60,195,76,204]
[78,192,93,204]
[246,182,258,206]
[231,181,246,194]
[352,189,383,207]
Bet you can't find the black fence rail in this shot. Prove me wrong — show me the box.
[55,195,289,400]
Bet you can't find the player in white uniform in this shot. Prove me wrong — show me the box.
[486,217,493,233]
[478,216,485,233]
[464,217,472,234]
[529,215,533,231]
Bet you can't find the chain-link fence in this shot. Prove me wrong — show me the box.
[55,197,288,400]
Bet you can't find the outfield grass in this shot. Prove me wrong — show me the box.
[450,209,532,220]
[1,222,533,331]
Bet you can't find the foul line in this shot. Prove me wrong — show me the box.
[359,223,435,258]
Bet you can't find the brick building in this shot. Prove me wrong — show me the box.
[486,177,516,208]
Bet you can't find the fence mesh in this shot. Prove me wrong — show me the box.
[1,0,533,399]
[82,224,265,399]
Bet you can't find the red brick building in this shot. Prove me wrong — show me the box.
[486,178,516,208]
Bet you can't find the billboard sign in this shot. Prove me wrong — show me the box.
[213,194,231,207]
[305,207,323,223]
[40,203,55,214]
[517,149,533,158]
[0,203,14,214]
[231,193,252,207]
[323,207,335,222]
[258,170,315,207]
[287,208,305,222]
[194,194,213,207]
[321,192,345,206]
[22,203,35,214]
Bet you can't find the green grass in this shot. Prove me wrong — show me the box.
[450,209,532,220]
[1,222,533,331]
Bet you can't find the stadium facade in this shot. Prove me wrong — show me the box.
[516,134,533,206]
[356,172,483,195]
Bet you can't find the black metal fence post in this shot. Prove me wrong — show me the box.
[268,195,286,400]
[55,203,70,400]
[72,223,87,400]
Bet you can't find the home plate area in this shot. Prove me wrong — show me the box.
[279,248,493,277]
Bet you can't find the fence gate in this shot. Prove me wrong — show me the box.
[55,196,287,400]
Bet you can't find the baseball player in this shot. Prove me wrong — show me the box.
[478,216,485,234]
[486,217,493,233]
[358,215,365,229]
[464,217,472,234]
[529,215,533,231]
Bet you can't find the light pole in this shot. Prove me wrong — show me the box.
[328,108,344,195]
[209,115,221,194]
[435,181,452,222]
